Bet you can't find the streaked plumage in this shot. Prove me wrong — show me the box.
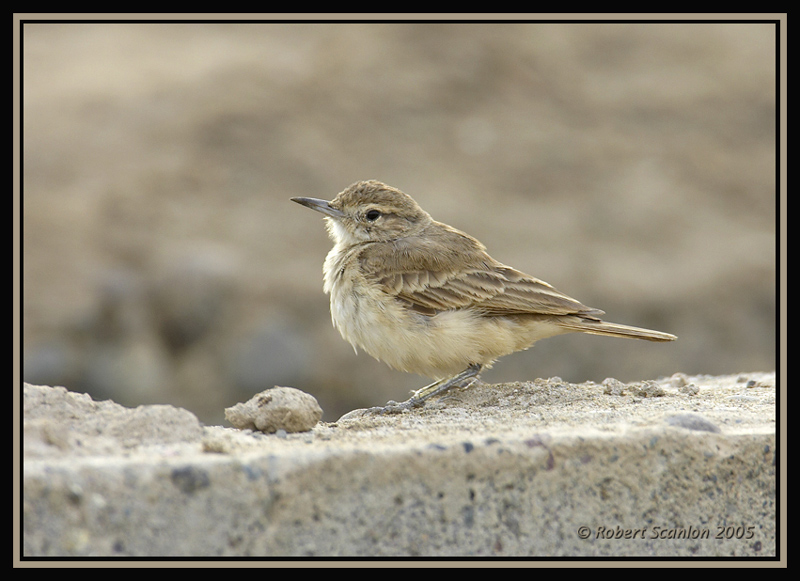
[293,180,676,410]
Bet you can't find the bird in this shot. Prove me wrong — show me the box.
[292,180,676,414]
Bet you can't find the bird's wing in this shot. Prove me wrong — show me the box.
[360,233,602,318]
[377,263,602,317]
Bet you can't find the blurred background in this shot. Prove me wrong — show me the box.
[20,21,777,423]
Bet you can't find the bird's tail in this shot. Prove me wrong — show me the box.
[559,318,677,342]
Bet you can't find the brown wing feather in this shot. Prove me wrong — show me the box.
[359,225,602,318]
[395,265,602,317]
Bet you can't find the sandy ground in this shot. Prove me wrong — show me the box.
[24,371,777,461]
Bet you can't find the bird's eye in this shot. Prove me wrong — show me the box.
[365,209,381,221]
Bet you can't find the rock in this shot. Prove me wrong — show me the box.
[21,373,777,557]
[23,383,204,458]
[224,386,322,434]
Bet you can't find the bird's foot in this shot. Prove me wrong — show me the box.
[338,364,483,420]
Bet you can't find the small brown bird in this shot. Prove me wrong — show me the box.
[292,180,676,413]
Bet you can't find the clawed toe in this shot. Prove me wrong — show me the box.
[337,365,483,421]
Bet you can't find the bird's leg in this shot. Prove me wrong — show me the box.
[377,363,483,414]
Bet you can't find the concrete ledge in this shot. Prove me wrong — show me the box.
[21,372,776,558]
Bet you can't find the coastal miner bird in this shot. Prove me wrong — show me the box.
[292,180,676,413]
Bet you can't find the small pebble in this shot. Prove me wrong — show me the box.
[225,386,322,434]
[665,413,721,433]
[669,372,689,387]
[602,378,626,396]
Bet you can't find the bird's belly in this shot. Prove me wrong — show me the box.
[329,283,564,378]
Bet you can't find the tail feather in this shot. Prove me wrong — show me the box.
[559,318,677,342]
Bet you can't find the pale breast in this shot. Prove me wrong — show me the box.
[321,243,570,379]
